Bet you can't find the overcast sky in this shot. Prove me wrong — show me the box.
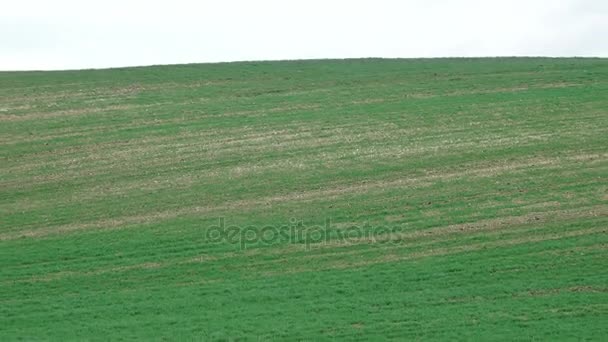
[1,0,607,70]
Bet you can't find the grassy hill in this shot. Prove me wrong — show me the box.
[1,58,607,340]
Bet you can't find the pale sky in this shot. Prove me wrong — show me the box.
[1,0,607,70]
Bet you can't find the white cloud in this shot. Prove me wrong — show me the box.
[1,0,606,70]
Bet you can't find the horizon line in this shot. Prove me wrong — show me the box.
[1,55,606,73]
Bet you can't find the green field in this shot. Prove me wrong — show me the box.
[1,58,607,340]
